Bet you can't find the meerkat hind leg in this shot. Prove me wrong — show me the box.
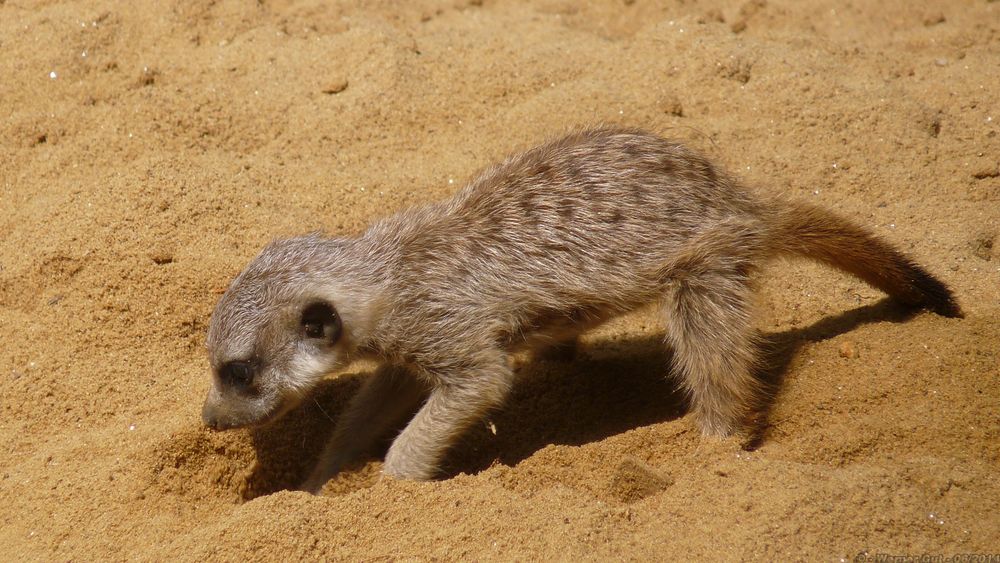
[662,271,760,437]
[299,365,428,493]
[382,355,514,480]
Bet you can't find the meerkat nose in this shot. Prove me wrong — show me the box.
[202,402,225,430]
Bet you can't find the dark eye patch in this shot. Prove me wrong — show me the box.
[219,360,256,389]
[301,301,342,343]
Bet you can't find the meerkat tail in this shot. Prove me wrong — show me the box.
[765,198,963,318]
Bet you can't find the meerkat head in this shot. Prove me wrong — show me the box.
[201,235,378,431]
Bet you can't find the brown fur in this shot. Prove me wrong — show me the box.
[201,126,961,491]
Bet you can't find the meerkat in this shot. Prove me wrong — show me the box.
[201,126,961,493]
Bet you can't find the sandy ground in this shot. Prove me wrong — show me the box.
[2,0,998,560]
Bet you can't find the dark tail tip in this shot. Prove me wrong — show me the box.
[908,262,963,319]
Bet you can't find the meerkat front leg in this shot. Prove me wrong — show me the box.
[300,364,428,493]
[382,354,514,481]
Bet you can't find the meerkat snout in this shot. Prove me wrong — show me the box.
[201,360,262,429]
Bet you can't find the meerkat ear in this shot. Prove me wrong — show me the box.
[300,301,342,344]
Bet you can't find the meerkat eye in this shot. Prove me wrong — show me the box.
[219,360,256,389]
[301,301,341,342]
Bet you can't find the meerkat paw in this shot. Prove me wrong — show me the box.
[298,460,343,494]
[691,400,755,438]
[695,414,739,437]
[298,473,330,495]
[382,447,437,481]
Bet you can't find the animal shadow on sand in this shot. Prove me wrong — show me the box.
[242,298,918,499]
